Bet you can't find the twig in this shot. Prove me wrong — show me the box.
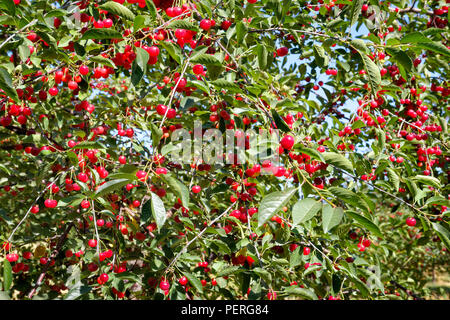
[0,19,38,51]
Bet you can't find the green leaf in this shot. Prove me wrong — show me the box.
[89,55,116,68]
[386,48,412,79]
[72,141,105,150]
[131,47,149,86]
[292,198,322,227]
[400,32,431,44]
[80,28,122,40]
[64,283,92,300]
[256,44,268,69]
[236,20,247,43]
[2,259,12,291]
[345,211,382,238]
[0,0,15,16]
[432,223,450,250]
[149,191,167,230]
[99,1,135,21]
[425,196,450,207]
[322,152,353,172]
[0,67,19,102]
[161,175,189,208]
[328,187,369,213]
[295,145,324,162]
[183,272,203,293]
[359,53,381,93]
[258,187,297,227]
[190,53,222,66]
[167,20,199,32]
[386,168,400,191]
[211,79,241,93]
[349,0,364,27]
[253,267,272,284]
[283,286,318,300]
[322,205,344,233]
[94,179,131,197]
[313,44,329,67]
[417,41,450,58]
[160,41,181,64]
[150,123,163,149]
[145,0,157,19]
[350,39,370,54]
[271,109,291,132]
[412,175,441,189]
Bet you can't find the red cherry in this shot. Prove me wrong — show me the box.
[159,280,170,290]
[88,239,97,248]
[280,135,295,150]
[48,87,58,96]
[362,239,371,247]
[68,81,78,90]
[303,247,311,255]
[192,64,204,75]
[147,46,160,57]
[200,19,212,31]
[276,47,289,57]
[406,217,416,227]
[79,65,89,75]
[99,273,109,283]
[192,185,201,194]
[80,200,90,209]
[179,276,188,286]
[44,199,58,208]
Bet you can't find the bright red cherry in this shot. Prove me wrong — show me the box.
[159,280,170,291]
[280,135,295,150]
[79,65,89,75]
[178,276,188,286]
[192,185,201,194]
[88,239,97,248]
[406,217,416,227]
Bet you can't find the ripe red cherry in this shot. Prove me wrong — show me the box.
[147,46,160,57]
[303,247,311,255]
[406,217,416,227]
[159,280,170,291]
[221,20,232,30]
[192,64,204,75]
[79,65,89,75]
[200,19,212,30]
[362,239,371,247]
[31,205,40,214]
[178,276,188,286]
[267,291,277,300]
[280,135,295,150]
[192,185,201,194]
[276,47,289,57]
[6,253,19,263]
[68,81,78,90]
[99,273,109,283]
[44,199,58,208]
[80,200,90,209]
[247,0,257,3]
[118,155,126,164]
[103,19,113,28]
[48,87,58,96]
[88,239,97,248]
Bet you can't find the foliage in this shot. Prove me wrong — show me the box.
[0,0,448,300]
